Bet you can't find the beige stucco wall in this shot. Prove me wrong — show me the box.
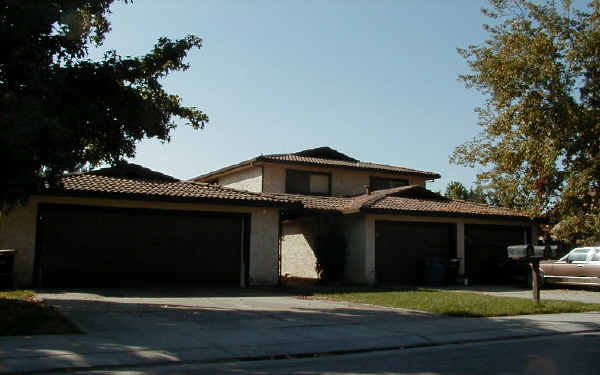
[0,195,281,287]
[218,167,263,192]
[281,218,319,279]
[261,163,428,196]
[363,214,538,284]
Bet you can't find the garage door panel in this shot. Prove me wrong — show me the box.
[465,224,528,284]
[375,221,456,284]
[37,205,244,287]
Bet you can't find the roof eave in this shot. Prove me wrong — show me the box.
[361,207,538,222]
[189,157,261,182]
[40,189,301,209]
[261,158,440,178]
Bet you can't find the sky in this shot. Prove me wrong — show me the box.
[91,0,496,192]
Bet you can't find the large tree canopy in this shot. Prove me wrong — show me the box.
[452,0,600,244]
[0,0,207,210]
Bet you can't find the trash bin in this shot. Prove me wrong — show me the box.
[0,249,17,289]
[446,258,461,285]
[424,257,447,286]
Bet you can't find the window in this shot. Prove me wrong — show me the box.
[286,170,331,195]
[590,252,600,262]
[564,249,590,262]
[370,177,409,191]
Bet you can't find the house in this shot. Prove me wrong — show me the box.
[0,164,299,288]
[1,147,537,288]
[194,147,538,285]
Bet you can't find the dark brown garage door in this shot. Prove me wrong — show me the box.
[465,224,529,284]
[375,221,456,284]
[35,204,248,287]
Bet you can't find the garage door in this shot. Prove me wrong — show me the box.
[465,224,528,284]
[35,204,248,287]
[375,221,456,284]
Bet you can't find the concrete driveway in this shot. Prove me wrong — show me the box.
[2,287,600,374]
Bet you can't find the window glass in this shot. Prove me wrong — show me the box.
[370,177,409,191]
[590,252,600,262]
[286,170,310,194]
[310,174,329,194]
[568,249,590,262]
[286,170,330,195]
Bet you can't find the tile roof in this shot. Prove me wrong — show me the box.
[364,196,530,219]
[276,185,531,220]
[46,172,300,207]
[192,146,441,181]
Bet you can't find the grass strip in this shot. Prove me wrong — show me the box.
[307,287,600,317]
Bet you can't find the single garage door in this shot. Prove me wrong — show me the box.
[35,204,248,287]
[465,224,529,284]
[375,221,456,284]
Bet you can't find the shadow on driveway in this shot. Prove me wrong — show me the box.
[1,288,600,374]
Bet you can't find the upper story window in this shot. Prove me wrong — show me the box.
[370,176,409,191]
[286,170,331,195]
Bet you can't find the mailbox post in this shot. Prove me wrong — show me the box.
[507,245,544,304]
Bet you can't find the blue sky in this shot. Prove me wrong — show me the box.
[92,0,495,192]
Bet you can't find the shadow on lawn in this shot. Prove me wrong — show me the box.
[0,298,80,336]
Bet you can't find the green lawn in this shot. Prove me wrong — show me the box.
[0,290,80,336]
[302,287,600,317]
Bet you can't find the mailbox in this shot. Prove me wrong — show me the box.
[507,245,545,259]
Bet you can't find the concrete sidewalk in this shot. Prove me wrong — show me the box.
[1,289,600,374]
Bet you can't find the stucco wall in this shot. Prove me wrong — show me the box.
[0,196,280,287]
[281,219,319,279]
[218,167,262,192]
[261,163,428,196]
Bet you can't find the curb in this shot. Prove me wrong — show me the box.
[6,328,600,375]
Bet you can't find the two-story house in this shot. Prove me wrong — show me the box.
[194,147,537,285]
[1,147,537,288]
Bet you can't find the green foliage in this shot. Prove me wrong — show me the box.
[0,0,208,210]
[453,0,600,244]
[444,181,488,204]
[314,231,347,283]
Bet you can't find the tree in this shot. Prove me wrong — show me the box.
[445,181,470,201]
[452,0,600,245]
[444,181,488,204]
[0,0,208,211]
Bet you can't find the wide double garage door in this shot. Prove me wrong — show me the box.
[375,221,456,284]
[35,204,249,287]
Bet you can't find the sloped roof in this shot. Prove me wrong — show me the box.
[277,185,532,220]
[45,165,300,207]
[192,146,441,181]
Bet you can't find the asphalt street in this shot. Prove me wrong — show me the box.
[75,331,600,375]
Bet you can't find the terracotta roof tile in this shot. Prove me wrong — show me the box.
[192,146,440,181]
[365,196,529,218]
[48,174,299,207]
[274,185,530,220]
